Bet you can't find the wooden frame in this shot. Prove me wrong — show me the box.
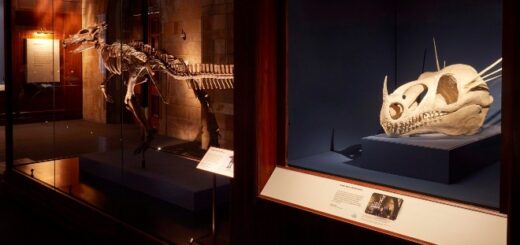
[233,0,520,244]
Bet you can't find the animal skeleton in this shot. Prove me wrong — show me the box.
[64,22,234,153]
[380,39,501,136]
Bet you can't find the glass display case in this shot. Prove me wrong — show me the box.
[2,0,234,243]
[237,0,517,244]
[287,0,502,208]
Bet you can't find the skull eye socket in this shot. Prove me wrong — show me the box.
[402,83,428,109]
[389,103,403,120]
[436,74,459,105]
[79,29,89,34]
[403,84,427,102]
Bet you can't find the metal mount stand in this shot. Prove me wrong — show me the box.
[189,174,225,245]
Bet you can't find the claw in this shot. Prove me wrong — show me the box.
[105,96,114,103]
[133,129,157,155]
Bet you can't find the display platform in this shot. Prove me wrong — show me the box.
[289,151,499,208]
[361,126,501,183]
[79,148,230,212]
[161,141,207,161]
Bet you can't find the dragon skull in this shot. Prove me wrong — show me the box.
[63,22,107,53]
[380,62,499,137]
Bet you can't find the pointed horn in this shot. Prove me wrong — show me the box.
[383,75,389,101]
[433,37,441,71]
[465,57,503,89]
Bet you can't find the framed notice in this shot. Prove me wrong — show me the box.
[26,38,61,83]
[196,147,234,178]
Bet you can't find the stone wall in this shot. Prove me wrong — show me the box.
[201,0,233,64]
[158,0,203,142]
[152,0,234,150]
[201,0,234,149]
[157,0,233,149]
[81,0,107,123]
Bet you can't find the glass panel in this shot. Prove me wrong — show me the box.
[288,0,502,209]
[0,1,4,172]
[119,1,234,242]
[11,0,59,188]
[6,0,118,194]
[7,1,233,243]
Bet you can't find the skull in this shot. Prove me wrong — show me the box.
[63,22,107,53]
[380,64,494,136]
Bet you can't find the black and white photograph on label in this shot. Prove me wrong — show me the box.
[365,193,403,221]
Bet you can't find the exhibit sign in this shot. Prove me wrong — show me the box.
[26,38,61,83]
[261,167,507,245]
[196,147,234,178]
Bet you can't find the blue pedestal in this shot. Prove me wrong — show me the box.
[361,126,500,183]
[79,148,230,211]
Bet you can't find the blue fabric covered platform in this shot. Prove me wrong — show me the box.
[79,148,230,212]
[361,126,501,183]
[289,151,499,209]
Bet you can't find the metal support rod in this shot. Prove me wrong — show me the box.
[140,0,149,109]
[5,0,14,171]
[212,174,217,240]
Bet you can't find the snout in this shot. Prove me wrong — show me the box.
[62,37,78,48]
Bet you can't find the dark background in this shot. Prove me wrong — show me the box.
[288,0,503,160]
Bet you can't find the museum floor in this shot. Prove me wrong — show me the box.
[0,120,230,244]
[0,174,103,244]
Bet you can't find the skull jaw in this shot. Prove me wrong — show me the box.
[381,104,488,137]
[71,43,96,53]
[419,105,489,136]
[63,35,98,52]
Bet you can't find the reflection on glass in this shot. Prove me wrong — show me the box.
[7,0,234,243]
[1,1,5,168]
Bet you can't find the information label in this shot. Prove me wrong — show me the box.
[26,38,60,83]
[196,147,234,178]
[261,167,507,245]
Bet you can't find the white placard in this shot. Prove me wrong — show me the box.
[196,147,234,178]
[261,167,507,245]
[26,38,60,83]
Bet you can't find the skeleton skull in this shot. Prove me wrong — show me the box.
[380,64,494,136]
[63,22,107,53]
